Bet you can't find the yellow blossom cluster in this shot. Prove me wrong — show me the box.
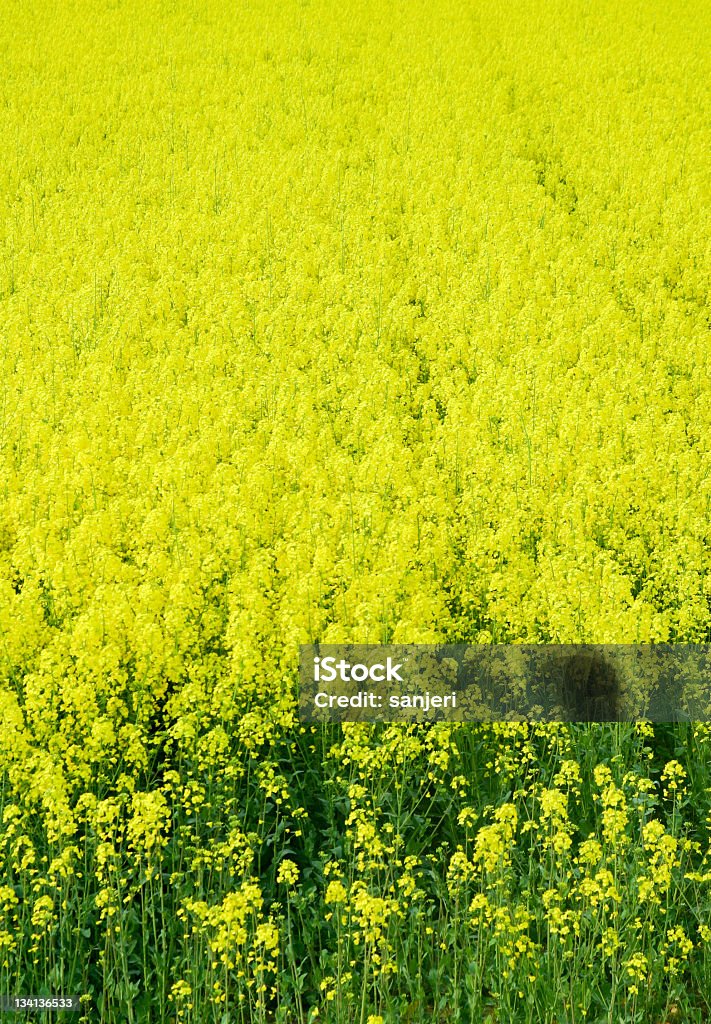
[0,0,709,1020]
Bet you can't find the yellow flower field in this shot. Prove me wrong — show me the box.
[0,0,710,1020]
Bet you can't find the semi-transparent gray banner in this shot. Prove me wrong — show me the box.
[299,645,711,722]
